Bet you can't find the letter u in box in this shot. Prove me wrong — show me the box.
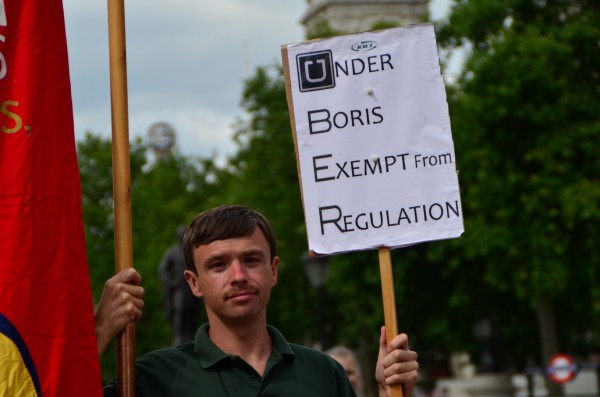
[296,50,336,92]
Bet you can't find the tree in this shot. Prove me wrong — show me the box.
[77,133,212,382]
[216,4,600,393]
[435,0,600,385]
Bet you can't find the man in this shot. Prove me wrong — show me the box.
[97,205,418,396]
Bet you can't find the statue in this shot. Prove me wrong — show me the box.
[158,226,201,345]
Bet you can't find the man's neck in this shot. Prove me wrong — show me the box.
[208,318,272,376]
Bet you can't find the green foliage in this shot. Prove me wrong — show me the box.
[306,19,344,40]
[77,1,600,387]
[370,21,400,31]
[436,0,600,364]
[214,0,600,380]
[77,134,211,382]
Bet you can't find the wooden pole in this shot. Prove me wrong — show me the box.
[379,247,403,397]
[107,0,135,396]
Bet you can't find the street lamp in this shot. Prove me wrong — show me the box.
[473,317,496,373]
[301,252,330,349]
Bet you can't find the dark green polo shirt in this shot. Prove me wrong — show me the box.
[103,323,356,397]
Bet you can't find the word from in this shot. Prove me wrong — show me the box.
[414,153,453,168]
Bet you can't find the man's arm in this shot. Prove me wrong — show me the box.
[94,268,145,357]
[375,326,419,397]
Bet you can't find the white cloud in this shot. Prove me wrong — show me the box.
[64,0,450,159]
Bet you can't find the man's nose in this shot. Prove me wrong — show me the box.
[230,260,248,282]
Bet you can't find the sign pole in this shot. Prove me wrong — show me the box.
[378,247,403,397]
[107,0,135,396]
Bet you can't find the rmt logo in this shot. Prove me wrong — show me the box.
[296,50,335,92]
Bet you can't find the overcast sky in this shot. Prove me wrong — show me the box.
[63,0,450,160]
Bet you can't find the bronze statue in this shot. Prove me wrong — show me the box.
[158,226,201,345]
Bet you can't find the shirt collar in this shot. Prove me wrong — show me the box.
[194,323,296,369]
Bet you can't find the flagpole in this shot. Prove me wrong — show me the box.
[107,0,135,396]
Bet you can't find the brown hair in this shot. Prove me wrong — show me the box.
[182,205,277,271]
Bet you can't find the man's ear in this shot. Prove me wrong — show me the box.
[184,269,204,298]
[270,256,280,287]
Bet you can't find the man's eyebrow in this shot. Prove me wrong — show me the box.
[201,254,226,267]
[244,248,267,258]
[200,248,267,266]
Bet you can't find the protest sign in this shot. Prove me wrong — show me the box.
[282,24,463,255]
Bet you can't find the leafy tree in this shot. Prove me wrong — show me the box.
[210,3,600,393]
[77,133,146,301]
[306,19,343,40]
[77,2,600,392]
[435,0,600,383]
[77,133,211,382]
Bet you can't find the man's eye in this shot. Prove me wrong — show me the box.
[210,262,226,270]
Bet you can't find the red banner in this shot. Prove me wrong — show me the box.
[0,0,102,396]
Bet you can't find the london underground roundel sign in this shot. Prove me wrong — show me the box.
[547,353,578,384]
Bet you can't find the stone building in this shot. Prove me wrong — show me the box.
[300,0,430,35]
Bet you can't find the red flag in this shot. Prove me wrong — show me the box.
[0,0,102,396]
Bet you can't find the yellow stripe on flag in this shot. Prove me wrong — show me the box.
[0,332,38,397]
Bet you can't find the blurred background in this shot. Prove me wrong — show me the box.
[70,1,600,396]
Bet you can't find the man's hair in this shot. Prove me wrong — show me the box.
[182,205,277,271]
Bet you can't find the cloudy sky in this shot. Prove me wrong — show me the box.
[63,0,450,160]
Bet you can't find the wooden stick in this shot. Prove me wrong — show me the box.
[107,0,135,396]
[379,246,403,397]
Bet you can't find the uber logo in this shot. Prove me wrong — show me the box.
[296,50,335,92]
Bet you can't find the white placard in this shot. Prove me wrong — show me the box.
[283,23,464,255]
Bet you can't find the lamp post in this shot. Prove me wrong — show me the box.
[301,252,330,349]
[473,317,496,373]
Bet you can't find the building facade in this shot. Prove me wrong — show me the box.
[301,0,430,35]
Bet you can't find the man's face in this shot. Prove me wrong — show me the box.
[184,228,279,325]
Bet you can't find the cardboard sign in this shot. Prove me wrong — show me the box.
[282,24,463,255]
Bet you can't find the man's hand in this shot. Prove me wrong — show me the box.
[376,326,419,397]
[94,268,144,357]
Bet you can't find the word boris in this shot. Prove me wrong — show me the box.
[308,106,383,134]
[319,201,461,234]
